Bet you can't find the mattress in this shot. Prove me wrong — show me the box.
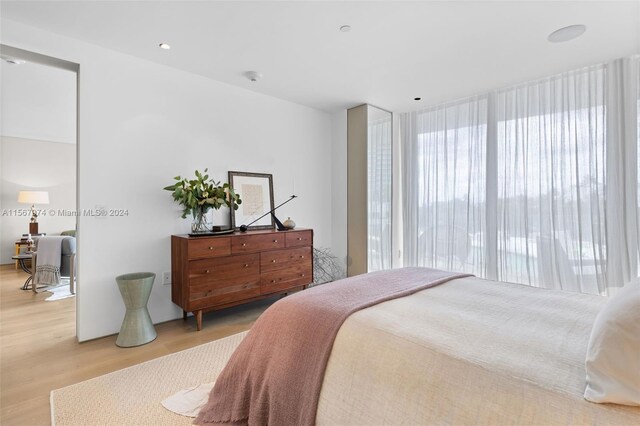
[316,276,640,425]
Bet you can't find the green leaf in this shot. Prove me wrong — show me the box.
[165,169,242,220]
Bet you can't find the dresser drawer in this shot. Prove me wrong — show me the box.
[188,237,231,260]
[260,247,311,273]
[188,254,259,286]
[188,281,261,310]
[261,263,312,294]
[285,230,313,248]
[232,233,285,254]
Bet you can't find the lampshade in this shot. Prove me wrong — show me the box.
[18,191,50,204]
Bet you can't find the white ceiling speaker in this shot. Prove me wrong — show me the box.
[548,24,587,43]
[245,71,262,82]
[0,55,26,65]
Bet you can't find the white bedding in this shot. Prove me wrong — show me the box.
[316,276,640,425]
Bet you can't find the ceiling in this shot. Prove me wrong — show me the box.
[2,1,638,113]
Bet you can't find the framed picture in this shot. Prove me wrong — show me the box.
[228,171,275,230]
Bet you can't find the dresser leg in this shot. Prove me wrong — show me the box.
[196,310,203,331]
[183,310,187,320]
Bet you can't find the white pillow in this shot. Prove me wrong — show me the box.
[584,279,640,406]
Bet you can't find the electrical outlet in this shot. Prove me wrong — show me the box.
[163,271,171,285]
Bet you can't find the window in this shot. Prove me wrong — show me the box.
[494,66,606,294]
[401,57,638,295]
[407,97,487,276]
[367,108,392,271]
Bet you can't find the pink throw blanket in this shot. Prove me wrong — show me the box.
[194,267,470,426]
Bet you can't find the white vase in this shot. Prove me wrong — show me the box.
[283,217,296,229]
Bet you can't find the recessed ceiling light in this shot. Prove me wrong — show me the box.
[159,43,171,50]
[340,25,351,33]
[414,97,421,101]
[245,71,262,82]
[547,25,586,43]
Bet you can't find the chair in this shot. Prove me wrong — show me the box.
[32,236,76,294]
[536,235,600,294]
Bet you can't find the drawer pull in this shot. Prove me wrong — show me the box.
[273,239,278,243]
[271,279,276,283]
[297,237,303,241]
[205,269,210,274]
[243,264,249,268]
[208,246,214,250]
[241,243,247,247]
[300,256,305,259]
[271,259,276,263]
[301,273,305,277]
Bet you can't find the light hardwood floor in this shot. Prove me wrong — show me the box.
[0,264,273,425]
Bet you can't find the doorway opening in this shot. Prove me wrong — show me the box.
[0,44,80,336]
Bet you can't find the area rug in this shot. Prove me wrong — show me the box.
[50,331,247,426]
[44,282,74,301]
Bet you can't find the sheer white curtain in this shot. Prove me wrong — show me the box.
[400,56,639,295]
[605,56,639,291]
[494,65,607,294]
[401,96,488,276]
[368,115,392,271]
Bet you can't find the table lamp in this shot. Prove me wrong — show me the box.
[18,191,49,234]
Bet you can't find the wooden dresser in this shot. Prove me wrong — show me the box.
[171,228,313,330]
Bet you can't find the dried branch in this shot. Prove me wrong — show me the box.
[312,247,345,286]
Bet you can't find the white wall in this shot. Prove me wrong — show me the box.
[1,137,77,263]
[1,19,333,341]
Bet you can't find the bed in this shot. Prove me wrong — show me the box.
[191,268,639,425]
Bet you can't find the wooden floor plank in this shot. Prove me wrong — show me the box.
[0,264,272,425]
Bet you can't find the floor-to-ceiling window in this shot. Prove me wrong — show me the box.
[494,64,606,294]
[401,56,639,295]
[401,97,487,277]
[367,107,392,271]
